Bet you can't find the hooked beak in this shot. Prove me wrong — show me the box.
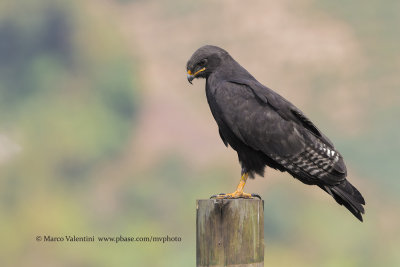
[187,68,206,84]
[187,70,194,84]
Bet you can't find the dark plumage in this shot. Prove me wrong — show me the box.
[186,45,365,221]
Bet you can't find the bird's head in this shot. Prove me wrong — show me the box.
[186,45,228,84]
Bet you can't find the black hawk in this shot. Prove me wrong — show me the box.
[186,45,365,221]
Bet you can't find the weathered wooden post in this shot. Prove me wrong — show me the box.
[196,199,264,267]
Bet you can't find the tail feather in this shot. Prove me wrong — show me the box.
[324,180,365,222]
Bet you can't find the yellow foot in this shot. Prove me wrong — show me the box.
[210,172,262,199]
[210,191,261,199]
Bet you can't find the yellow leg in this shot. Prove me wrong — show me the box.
[212,173,259,199]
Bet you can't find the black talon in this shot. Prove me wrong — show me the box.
[251,193,262,199]
[210,193,226,199]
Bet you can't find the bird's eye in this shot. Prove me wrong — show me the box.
[199,59,208,66]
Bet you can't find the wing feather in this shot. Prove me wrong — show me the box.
[214,80,346,185]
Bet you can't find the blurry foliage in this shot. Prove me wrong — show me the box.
[315,0,400,193]
[0,0,138,184]
[0,0,139,266]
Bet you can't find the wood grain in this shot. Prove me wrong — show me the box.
[196,199,264,267]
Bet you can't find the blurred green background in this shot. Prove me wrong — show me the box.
[0,0,399,266]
